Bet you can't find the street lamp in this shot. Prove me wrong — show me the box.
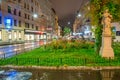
[77,13,81,18]
[33,13,38,18]
[68,21,70,25]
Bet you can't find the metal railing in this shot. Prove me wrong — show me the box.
[0,57,120,66]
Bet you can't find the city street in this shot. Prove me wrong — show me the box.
[0,40,46,59]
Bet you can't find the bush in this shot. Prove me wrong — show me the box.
[113,42,120,56]
[45,40,95,51]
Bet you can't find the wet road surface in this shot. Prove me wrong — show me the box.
[0,40,46,59]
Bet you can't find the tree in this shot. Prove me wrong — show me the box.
[88,0,120,53]
[63,27,71,36]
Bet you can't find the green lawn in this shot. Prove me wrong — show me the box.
[0,41,120,66]
[13,48,96,59]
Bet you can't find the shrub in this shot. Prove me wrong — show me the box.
[44,40,95,51]
[113,42,120,56]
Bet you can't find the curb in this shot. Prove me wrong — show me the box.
[1,65,120,70]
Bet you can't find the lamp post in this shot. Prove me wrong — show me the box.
[32,13,48,44]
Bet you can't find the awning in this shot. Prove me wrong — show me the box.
[25,30,46,34]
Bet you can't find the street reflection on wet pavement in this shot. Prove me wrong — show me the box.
[0,40,46,58]
[1,68,120,80]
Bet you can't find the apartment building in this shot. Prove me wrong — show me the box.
[112,22,120,42]
[39,0,56,40]
[0,0,55,43]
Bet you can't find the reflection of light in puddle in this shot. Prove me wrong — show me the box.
[0,69,32,80]
[77,72,83,78]
[25,46,32,49]
[14,49,21,51]
[7,49,13,52]
[0,51,3,54]
[40,73,48,80]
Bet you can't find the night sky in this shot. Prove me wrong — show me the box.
[49,0,89,29]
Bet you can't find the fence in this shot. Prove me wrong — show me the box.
[0,57,120,66]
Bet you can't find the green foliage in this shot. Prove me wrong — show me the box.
[45,40,94,51]
[106,1,120,21]
[63,27,71,36]
[94,25,103,54]
[113,42,120,57]
[89,0,120,53]
[1,42,120,66]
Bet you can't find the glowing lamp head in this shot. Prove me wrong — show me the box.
[68,22,70,25]
[33,14,38,18]
[77,14,81,17]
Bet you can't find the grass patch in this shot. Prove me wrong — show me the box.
[0,40,120,66]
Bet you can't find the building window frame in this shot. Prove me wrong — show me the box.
[19,20,21,27]
[14,8,17,15]
[14,31,17,40]
[14,19,17,26]
[19,31,21,40]
[0,16,2,24]
[19,11,21,17]
[116,31,120,36]
[0,30,2,40]
[8,6,11,13]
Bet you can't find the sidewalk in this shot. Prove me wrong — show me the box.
[0,41,24,46]
[1,65,120,70]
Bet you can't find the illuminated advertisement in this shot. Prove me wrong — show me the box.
[5,18,12,29]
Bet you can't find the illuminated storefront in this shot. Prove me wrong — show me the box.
[0,0,55,44]
[0,30,1,40]
[25,30,46,41]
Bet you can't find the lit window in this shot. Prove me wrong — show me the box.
[0,16,2,24]
[19,31,21,39]
[8,31,12,40]
[6,19,11,24]
[5,18,12,29]
[14,31,17,39]
[0,30,2,40]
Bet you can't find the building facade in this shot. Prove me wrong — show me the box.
[39,0,56,40]
[112,22,120,42]
[0,0,56,44]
